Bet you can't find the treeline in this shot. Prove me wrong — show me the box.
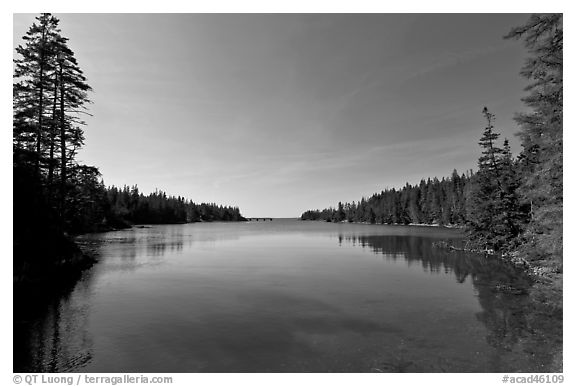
[301,170,472,226]
[65,181,246,234]
[13,14,245,280]
[302,14,562,270]
[106,185,245,226]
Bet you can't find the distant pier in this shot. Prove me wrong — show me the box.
[247,218,273,221]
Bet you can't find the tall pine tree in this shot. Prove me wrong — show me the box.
[13,14,61,171]
[14,13,93,226]
[467,108,506,250]
[505,14,563,266]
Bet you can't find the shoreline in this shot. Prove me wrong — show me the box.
[14,218,251,287]
[15,217,562,372]
[299,219,562,333]
[300,218,465,229]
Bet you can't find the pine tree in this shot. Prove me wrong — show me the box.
[301,171,472,227]
[467,108,505,250]
[336,202,346,222]
[13,14,61,171]
[492,139,525,247]
[54,35,92,217]
[14,13,93,224]
[505,14,563,265]
[477,107,504,178]
[14,13,95,231]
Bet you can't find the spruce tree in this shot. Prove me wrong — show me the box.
[14,13,93,229]
[53,35,92,218]
[492,139,525,248]
[336,202,346,222]
[13,13,61,171]
[467,108,505,250]
[505,14,563,265]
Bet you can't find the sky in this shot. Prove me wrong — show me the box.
[13,13,533,217]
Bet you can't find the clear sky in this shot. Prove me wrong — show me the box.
[13,13,532,217]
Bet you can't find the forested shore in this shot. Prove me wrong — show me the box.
[13,14,246,284]
[13,13,562,304]
[301,14,562,310]
[301,170,472,227]
[13,13,562,373]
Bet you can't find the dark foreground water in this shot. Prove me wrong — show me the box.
[14,219,560,372]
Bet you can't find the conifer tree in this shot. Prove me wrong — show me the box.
[13,14,61,170]
[492,139,524,247]
[466,108,506,250]
[53,34,92,217]
[336,202,346,222]
[301,171,472,227]
[505,14,563,264]
[14,13,93,224]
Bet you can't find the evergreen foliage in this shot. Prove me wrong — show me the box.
[466,108,527,251]
[505,14,563,267]
[13,13,93,233]
[105,185,245,227]
[302,171,472,226]
[13,14,246,281]
[302,14,562,267]
[14,13,562,280]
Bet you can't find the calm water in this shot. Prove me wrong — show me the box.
[14,219,557,372]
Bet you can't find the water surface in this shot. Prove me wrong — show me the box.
[14,219,556,372]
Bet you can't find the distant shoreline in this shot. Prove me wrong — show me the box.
[299,218,465,229]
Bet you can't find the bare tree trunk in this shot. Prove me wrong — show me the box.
[36,27,47,174]
[59,61,66,219]
[48,71,58,186]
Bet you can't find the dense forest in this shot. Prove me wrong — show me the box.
[302,170,472,226]
[13,14,245,282]
[104,185,244,228]
[66,182,246,234]
[302,15,563,272]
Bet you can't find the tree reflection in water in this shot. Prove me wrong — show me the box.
[14,229,186,373]
[341,234,561,372]
[14,269,94,372]
[13,229,561,373]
